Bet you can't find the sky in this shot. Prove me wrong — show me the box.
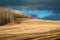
[23,10,54,18]
[0,0,60,10]
[0,0,60,21]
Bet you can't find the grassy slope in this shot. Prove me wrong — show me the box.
[0,19,60,40]
[0,7,60,40]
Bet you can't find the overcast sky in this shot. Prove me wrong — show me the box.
[0,0,60,10]
[0,0,60,20]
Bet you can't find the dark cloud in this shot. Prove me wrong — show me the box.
[0,0,60,20]
[43,10,60,20]
[0,0,60,10]
[52,10,60,14]
[43,15,60,20]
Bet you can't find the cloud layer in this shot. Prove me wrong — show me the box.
[0,0,60,10]
[0,0,60,20]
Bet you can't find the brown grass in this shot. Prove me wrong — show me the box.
[0,19,60,40]
[0,7,32,25]
[0,7,15,25]
[0,7,60,40]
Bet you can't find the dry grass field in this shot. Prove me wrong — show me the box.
[0,7,60,40]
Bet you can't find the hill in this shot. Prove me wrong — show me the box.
[0,7,32,25]
[0,7,60,40]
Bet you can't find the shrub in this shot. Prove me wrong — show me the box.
[0,7,14,25]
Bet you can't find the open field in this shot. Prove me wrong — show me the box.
[0,19,60,40]
[0,7,60,40]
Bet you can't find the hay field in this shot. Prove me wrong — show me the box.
[0,7,60,40]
